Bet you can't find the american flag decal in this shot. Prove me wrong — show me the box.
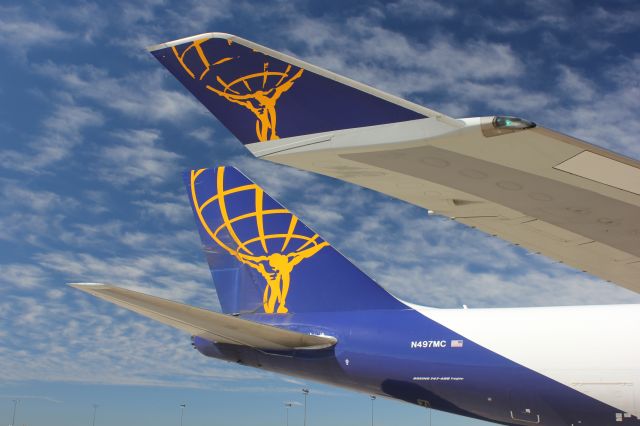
[451,340,464,348]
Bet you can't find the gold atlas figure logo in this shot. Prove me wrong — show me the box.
[190,168,328,314]
[172,39,304,142]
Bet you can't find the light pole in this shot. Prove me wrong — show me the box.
[91,404,98,426]
[284,402,293,426]
[10,399,19,426]
[179,403,186,426]
[370,396,376,426]
[302,388,309,426]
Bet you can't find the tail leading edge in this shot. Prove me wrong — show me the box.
[185,166,404,315]
[150,33,431,145]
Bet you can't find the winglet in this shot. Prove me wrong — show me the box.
[150,33,462,145]
[146,32,234,52]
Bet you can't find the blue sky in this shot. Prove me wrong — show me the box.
[1,0,639,425]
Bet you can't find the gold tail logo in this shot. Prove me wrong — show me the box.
[190,168,328,314]
[172,39,304,142]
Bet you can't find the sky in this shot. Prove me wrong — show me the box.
[0,0,639,425]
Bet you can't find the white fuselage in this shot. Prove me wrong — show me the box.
[411,303,640,417]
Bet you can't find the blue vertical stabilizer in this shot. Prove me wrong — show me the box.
[184,166,404,315]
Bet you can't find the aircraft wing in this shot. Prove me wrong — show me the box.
[69,283,337,350]
[253,119,640,294]
[149,33,640,294]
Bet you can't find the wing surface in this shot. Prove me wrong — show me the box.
[70,283,337,350]
[254,118,640,293]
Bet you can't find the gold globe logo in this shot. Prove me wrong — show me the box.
[172,39,304,142]
[190,168,328,314]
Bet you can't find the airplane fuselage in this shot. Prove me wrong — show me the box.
[193,304,640,426]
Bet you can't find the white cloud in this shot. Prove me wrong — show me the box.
[46,288,65,299]
[0,195,198,253]
[544,56,640,158]
[288,16,523,82]
[385,0,457,19]
[97,129,182,186]
[134,199,191,225]
[0,6,72,58]
[0,264,49,290]
[1,184,77,213]
[119,0,167,26]
[52,1,109,43]
[0,99,103,172]
[452,80,552,114]
[110,0,233,51]
[0,210,66,247]
[475,1,569,35]
[188,126,216,145]
[556,65,596,102]
[278,14,532,116]
[36,62,206,124]
[164,0,233,33]
[36,251,215,306]
[587,6,640,33]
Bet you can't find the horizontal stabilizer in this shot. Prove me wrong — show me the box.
[69,283,337,350]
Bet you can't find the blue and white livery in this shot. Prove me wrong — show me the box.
[73,33,640,426]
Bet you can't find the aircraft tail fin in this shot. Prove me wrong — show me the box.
[149,33,459,146]
[185,166,404,315]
